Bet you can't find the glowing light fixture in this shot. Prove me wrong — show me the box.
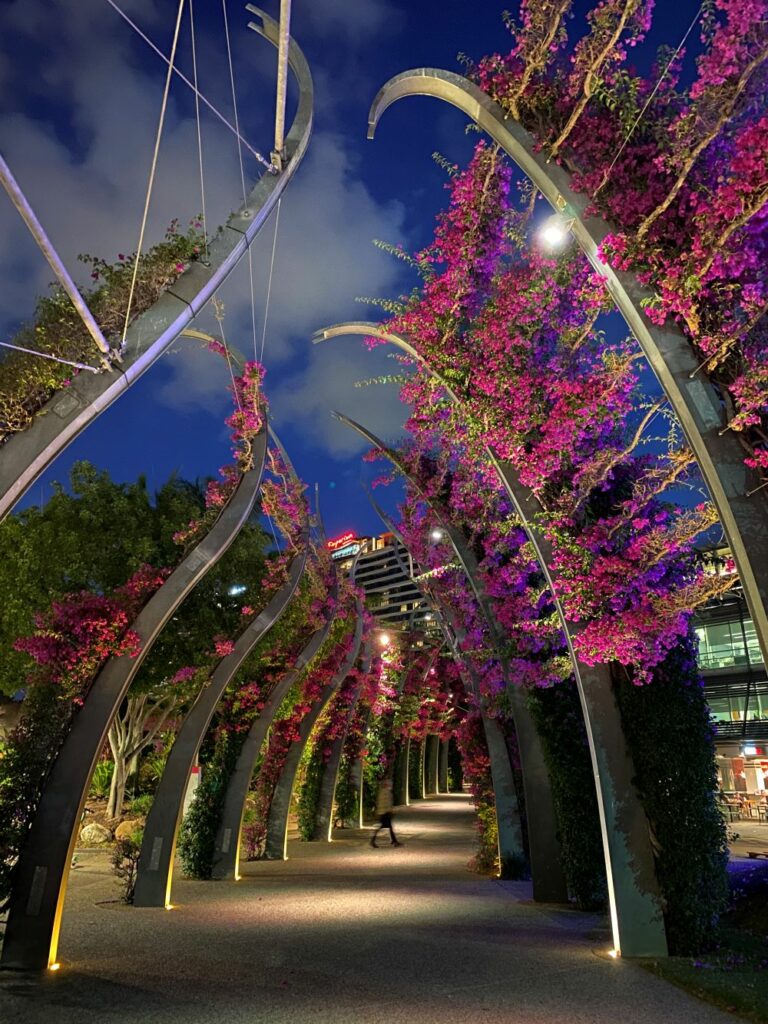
[608,949,619,959]
[165,903,175,911]
[539,213,575,250]
[49,962,61,971]
[430,528,444,542]
[378,633,391,647]
[228,584,247,596]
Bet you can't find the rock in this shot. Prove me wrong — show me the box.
[79,821,112,845]
[115,819,142,841]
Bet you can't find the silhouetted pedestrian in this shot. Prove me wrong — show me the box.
[370,777,402,847]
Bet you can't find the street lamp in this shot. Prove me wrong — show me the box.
[538,212,574,250]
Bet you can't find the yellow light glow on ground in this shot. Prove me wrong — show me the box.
[48,962,61,971]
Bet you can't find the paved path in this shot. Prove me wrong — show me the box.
[0,795,742,1023]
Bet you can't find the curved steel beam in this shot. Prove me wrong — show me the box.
[211,456,340,872]
[312,640,373,842]
[0,8,313,521]
[425,735,439,795]
[133,449,310,907]
[326,324,666,955]
[438,739,449,793]
[263,606,364,860]
[366,66,768,675]
[335,410,565,898]
[210,596,339,879]
[0,422,269,970]
[364,484,530,878]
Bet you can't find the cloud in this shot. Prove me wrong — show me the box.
[156,130,413,430]
[0,0,413,461]
[270,337,409,458]
[295,0,401,42]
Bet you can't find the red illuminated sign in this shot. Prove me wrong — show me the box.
[327,532,355,551]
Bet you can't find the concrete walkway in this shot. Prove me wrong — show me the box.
[0,795,743,1023]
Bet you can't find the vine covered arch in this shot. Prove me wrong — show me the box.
[365,65,768,675]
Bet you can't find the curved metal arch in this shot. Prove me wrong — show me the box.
[424,735,439,795]
[0,418,269,971]
[133,432,311,908]
[215,519,346,865]
[263,604,365,860]
[365,65,768,674]
[323,324,666,955]
[334,410,566,898]
[0,8,313,522]
[212,615,345,873]
[311,639,373,842]
[365,485,530,885]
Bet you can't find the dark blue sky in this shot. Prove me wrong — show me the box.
[0,0,703,540]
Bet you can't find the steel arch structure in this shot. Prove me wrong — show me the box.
[0,7,313,522]
[320,323,666,957]
[364,65,768,675]
[364,486,529,881]
[0,416,269,971]
[263,604,364,860]
[333,411,567,902]
[133,432,310,908]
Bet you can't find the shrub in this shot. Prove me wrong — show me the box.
[527,680,607,910]
[111,828,143,903]
[613,636,729,954]
[89,759,114,800]
[127,793,154,818]
[296,746,325,840]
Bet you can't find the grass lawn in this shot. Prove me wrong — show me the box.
[642,859,768,1023]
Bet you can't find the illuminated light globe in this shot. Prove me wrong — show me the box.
[378,632,391,647]
[538,213,572,250]
[430,528,444,542]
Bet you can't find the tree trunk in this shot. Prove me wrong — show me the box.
[107,757,127,820]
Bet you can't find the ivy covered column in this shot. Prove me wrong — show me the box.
[438,739,449,793]
[425,735,439,795]
[396,738,411,807]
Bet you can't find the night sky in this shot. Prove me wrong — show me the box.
[1,0,703,542]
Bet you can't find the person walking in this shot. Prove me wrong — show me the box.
[370,777,402,847]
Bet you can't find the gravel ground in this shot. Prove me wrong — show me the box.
[0,795,746,1024]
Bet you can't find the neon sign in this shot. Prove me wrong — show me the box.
[327,531,355,551]
[331,543,361,561]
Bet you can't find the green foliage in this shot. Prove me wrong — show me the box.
[89,758,115,800]
[0,221,205,443]
[613,638,729,954]
[527,680,607,910]
[178,732,241,880]
[296,746,325,841]
[111,828,143,904]
[408,740,424,800]
[447,737,463,792]
[127,793,154,817]
[333,750,359,825]
[0,462,206,697]
[0,683,72,907]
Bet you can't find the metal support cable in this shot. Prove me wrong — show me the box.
[259,198,281,362]
[0,154,112,364]
[121,0,187,349]
[0,340,100,373]
[221,0,259,358]
[188,0,208,259]
[105,0,271,170]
